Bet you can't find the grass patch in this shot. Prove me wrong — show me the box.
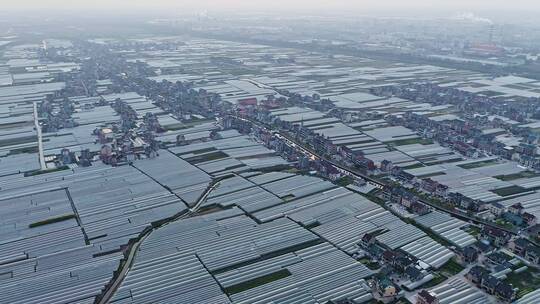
[505,268,540,298]
[164,124,187,131]
[421,273,447,288]
[222,164,246,171]
[359,258,381,270]
[256,164,293,173]
[495,219,515,229]
[7,146,39,155]
[212,239,322,274]
[25,166,70,177]
[0,121,30,129]
[309,125,335,131]
[438,258,464,276]
[361,192,386,206]
[281,194,296,201]
[366,262,381,270]
[458,160,498,169]
[358,258,371,263]
[29,214,76,228]
[465,226,481,237]
[478,90,506,97]
[401,163,425,170]
[176,147,217,156]
[491,185,529,197]
[336,175,354,187]
[225,269,291,295]
[186,151,228,163]
[387,138,434,146]
[494,171,540,181]
[417,172,446,179]
[304,221,321,229]
[0,135,37,148]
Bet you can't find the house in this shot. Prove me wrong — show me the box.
[411,201,430,215]
[482,226,510,247]
[382,250,397,265]
[460,246,479,263]
[237,97,258,107]
[525,244,540,264]
[509,238,529,256]
[405,265,424,282]
[325,141,338,155]
[367,243,386,259]
[375,276,398,298]
[474,240,493,253]
[508,203,524,215]
[416,289,439,304]
[383,186,406,204]
[394,256,415,272]
[401,191,418,208]
[391,166,403,178]
[421,178,439,193]
[495,281,515,302]
[485,251,510,266]
[381,188,392,202]
[481,275,500,294]
[97,127,115,143]
[448,192,464,206]
[436,184,449,197]
[397,169,415,182]
[527,224,540,239]
[360,232,377,248]
[466,265,487,284]
[522,212,537,227]
[459,197,480,211]
[380,159,393,172]
[488,202,505,216]
[326,165,342,181]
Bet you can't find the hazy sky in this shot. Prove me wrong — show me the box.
[3,0,540,17]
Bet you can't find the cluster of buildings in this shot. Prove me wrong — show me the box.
[466,265,515,301]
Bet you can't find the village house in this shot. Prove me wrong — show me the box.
[380,159,393,172]
[375,275,398,298]
[509,238,529,256]
[495,281,516,302]
[416,290,439,304]
[508,203,524,215]
[410,201,430,215]
[466,265,488,285]
[522,212,537,227]
[527,224,540,239]
[405,265,424,282]
[480,275,500,294]
[488,202,505,216]
[401,191,418,208]
[459,246,479,263]
[525,244,540,264]
[421,178,439,193]
[482,226,511,247]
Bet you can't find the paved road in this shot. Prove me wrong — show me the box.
[96,178,223,304]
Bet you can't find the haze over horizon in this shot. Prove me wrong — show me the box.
[2,0,540,21]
